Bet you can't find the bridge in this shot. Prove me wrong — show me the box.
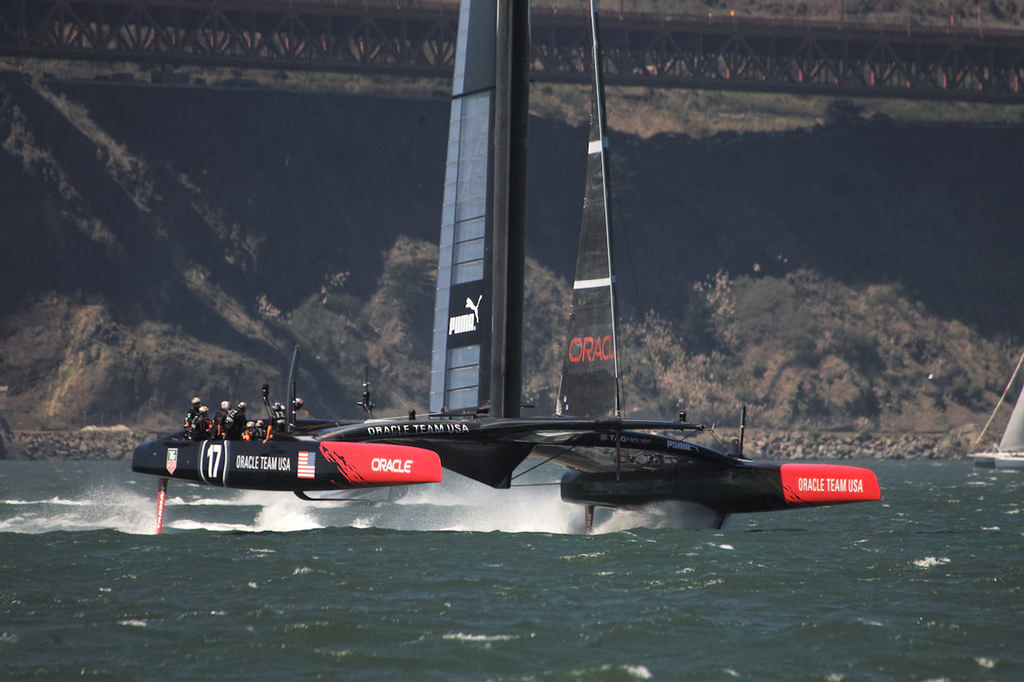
[2,0,1024,103]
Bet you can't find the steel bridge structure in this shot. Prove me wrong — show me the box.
[2,0,1024,103]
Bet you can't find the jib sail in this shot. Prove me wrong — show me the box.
[556,0,621,419]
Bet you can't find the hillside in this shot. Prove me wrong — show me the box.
[1,64,1023,446]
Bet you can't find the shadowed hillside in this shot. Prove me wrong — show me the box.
[1,68,1022,440]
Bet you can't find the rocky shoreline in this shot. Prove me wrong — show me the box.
[748,430,973,461]
[0,426,975,461]
[1,426,156,461]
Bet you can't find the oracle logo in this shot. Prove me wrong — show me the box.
[371,458,413,474]
[568,336,615,362]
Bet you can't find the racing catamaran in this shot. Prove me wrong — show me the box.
[132,0,880,532]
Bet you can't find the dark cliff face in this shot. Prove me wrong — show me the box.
[1,69,1023,433]
[0,74,456,428]
[0,74,450,315]
[615,118,1024,336]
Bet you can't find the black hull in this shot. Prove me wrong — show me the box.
[132,436,442,491]
[560,461,881,515]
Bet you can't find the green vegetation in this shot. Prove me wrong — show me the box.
[613,269,1010,431]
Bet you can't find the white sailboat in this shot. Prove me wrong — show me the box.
[972,350,1024,469]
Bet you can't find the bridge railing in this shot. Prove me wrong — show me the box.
[2,0,1023,102]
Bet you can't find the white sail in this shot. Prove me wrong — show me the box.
[998,386,1024,452]
[972,349,1024,468]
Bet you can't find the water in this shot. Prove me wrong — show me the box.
[2,459,1022,681]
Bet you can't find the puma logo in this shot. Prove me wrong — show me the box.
[465,295,482,322]
[449,294,484,336]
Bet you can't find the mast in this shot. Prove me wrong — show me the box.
[429,0,529,418]
[556,0,621,419]
[492,0,529,418]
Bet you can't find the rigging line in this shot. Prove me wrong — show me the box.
[510,444,580,480]
[702,420,733,454]
[611,150,667,419]
[974,348,1024,445]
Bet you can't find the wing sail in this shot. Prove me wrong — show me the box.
[429,0,494,416]
[429,0,528,418]
[557,0,621,419]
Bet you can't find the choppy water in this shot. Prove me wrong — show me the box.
[1,458,1022,681]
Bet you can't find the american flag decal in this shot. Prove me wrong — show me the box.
[297,451,316,479]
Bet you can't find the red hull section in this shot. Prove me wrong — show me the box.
[319,441,443,485]
[779,463,881,506]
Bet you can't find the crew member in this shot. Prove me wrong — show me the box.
[182,397,202,437]
[266,402,287,440]
[224,401,247,440]
[213,400,231,439]
[192,405,213,441]
[241,421,257,441]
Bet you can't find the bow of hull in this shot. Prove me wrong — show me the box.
[132,436,443,491]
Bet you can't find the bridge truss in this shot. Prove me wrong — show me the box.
[1,0,1024,103]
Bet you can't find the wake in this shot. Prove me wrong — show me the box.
[1,468,725,535]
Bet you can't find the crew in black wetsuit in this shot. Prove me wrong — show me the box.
[182,397,202,437]
[212,400,231,439]
[191,406,212,441]
[264,402,287,441]
[224,402,247,440]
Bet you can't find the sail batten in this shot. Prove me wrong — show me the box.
[574,277,613,290]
